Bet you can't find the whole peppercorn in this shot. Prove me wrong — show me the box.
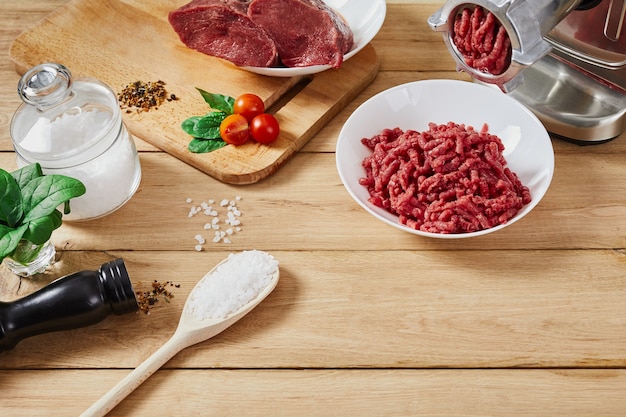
[135,280,180,314]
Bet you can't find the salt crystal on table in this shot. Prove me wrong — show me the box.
[187,195,245,246]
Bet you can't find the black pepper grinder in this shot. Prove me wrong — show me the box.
[0,258,138,351]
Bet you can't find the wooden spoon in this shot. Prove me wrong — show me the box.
[80,252,280,417]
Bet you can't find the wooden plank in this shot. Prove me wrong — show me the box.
[2,4,626,417]
[2,250,626,369]
[2,149,626,251]
[2,369,626,416]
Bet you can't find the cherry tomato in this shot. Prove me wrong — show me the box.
[219,114,249,145]
[250,113,280,144]
[233,93,265,122]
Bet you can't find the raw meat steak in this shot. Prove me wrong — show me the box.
[168,0,279,67]
[248,0,354,68]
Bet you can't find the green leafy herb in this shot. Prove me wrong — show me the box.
[182,112,227,140]
[0,224,28,263]
[11,163,43,189]
[181,89,235,154]
[196,88,234,114]
[0,170,23,228]
[0,163,85,266]
[188,138,228,153]
[21,175,87,223]
[23,209,63,245]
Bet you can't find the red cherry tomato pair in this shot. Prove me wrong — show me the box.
[220,94,280,145]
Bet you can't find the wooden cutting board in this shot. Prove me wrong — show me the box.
[10,0,380,184]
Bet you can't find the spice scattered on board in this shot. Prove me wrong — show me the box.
[118,80,177,113]
[135,280,180,315]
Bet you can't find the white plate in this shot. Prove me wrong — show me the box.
[242,0,386,77]
[336,79,555,239]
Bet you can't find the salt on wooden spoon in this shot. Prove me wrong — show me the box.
[80,250,279,417]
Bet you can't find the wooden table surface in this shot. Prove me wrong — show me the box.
[2,1,626,416]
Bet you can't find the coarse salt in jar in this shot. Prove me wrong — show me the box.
[10,62,141,221]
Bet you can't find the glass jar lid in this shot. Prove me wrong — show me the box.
[18,62,73,111]
[10,63,121,167]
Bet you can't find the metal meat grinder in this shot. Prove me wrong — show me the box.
[428,0,626,143]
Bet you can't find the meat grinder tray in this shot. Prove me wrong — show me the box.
[506,54,626,143]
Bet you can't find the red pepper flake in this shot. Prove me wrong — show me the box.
[118,80,177,113]
[135,280,180,315]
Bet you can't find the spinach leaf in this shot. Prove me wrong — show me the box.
[182,116,204,136]
[182,112,227,139]
[188,138,228,154]
[10,235,49,265]
[0,224,28,259]
[0,163,85,265]
[0,169,23,228]
[50,208,63,230]
[182,89,237,154]
[23,210,62,245]
[21,175,86,224]
[11,163,43,189]
[196,88,234,114]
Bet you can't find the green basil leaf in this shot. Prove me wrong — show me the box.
[196,113,226,138]
[0,224,28,260]
[21,175,86,223]
[11,163,44,189]
[182,116,204,136]
[0,169,23,228]
[23,214,56,245]
[188,138,228,154]
[50,209,63,230]
[182,112,226,139]
[196,88,234,114]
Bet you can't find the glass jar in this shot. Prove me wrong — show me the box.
[10,63,141,221]
[3,239,56,277]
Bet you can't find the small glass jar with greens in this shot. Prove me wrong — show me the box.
[0,163,85,276]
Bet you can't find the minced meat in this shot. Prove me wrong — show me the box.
[452,7,511,75]
[359,122,531,234]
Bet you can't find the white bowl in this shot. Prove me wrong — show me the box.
[243,0,386,77]
[336,79,554,239]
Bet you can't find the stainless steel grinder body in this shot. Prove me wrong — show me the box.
[429,0,626,143]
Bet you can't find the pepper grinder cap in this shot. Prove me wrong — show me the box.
[99,258,139,315]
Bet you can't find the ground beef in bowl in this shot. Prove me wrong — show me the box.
[359,122,531,234]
